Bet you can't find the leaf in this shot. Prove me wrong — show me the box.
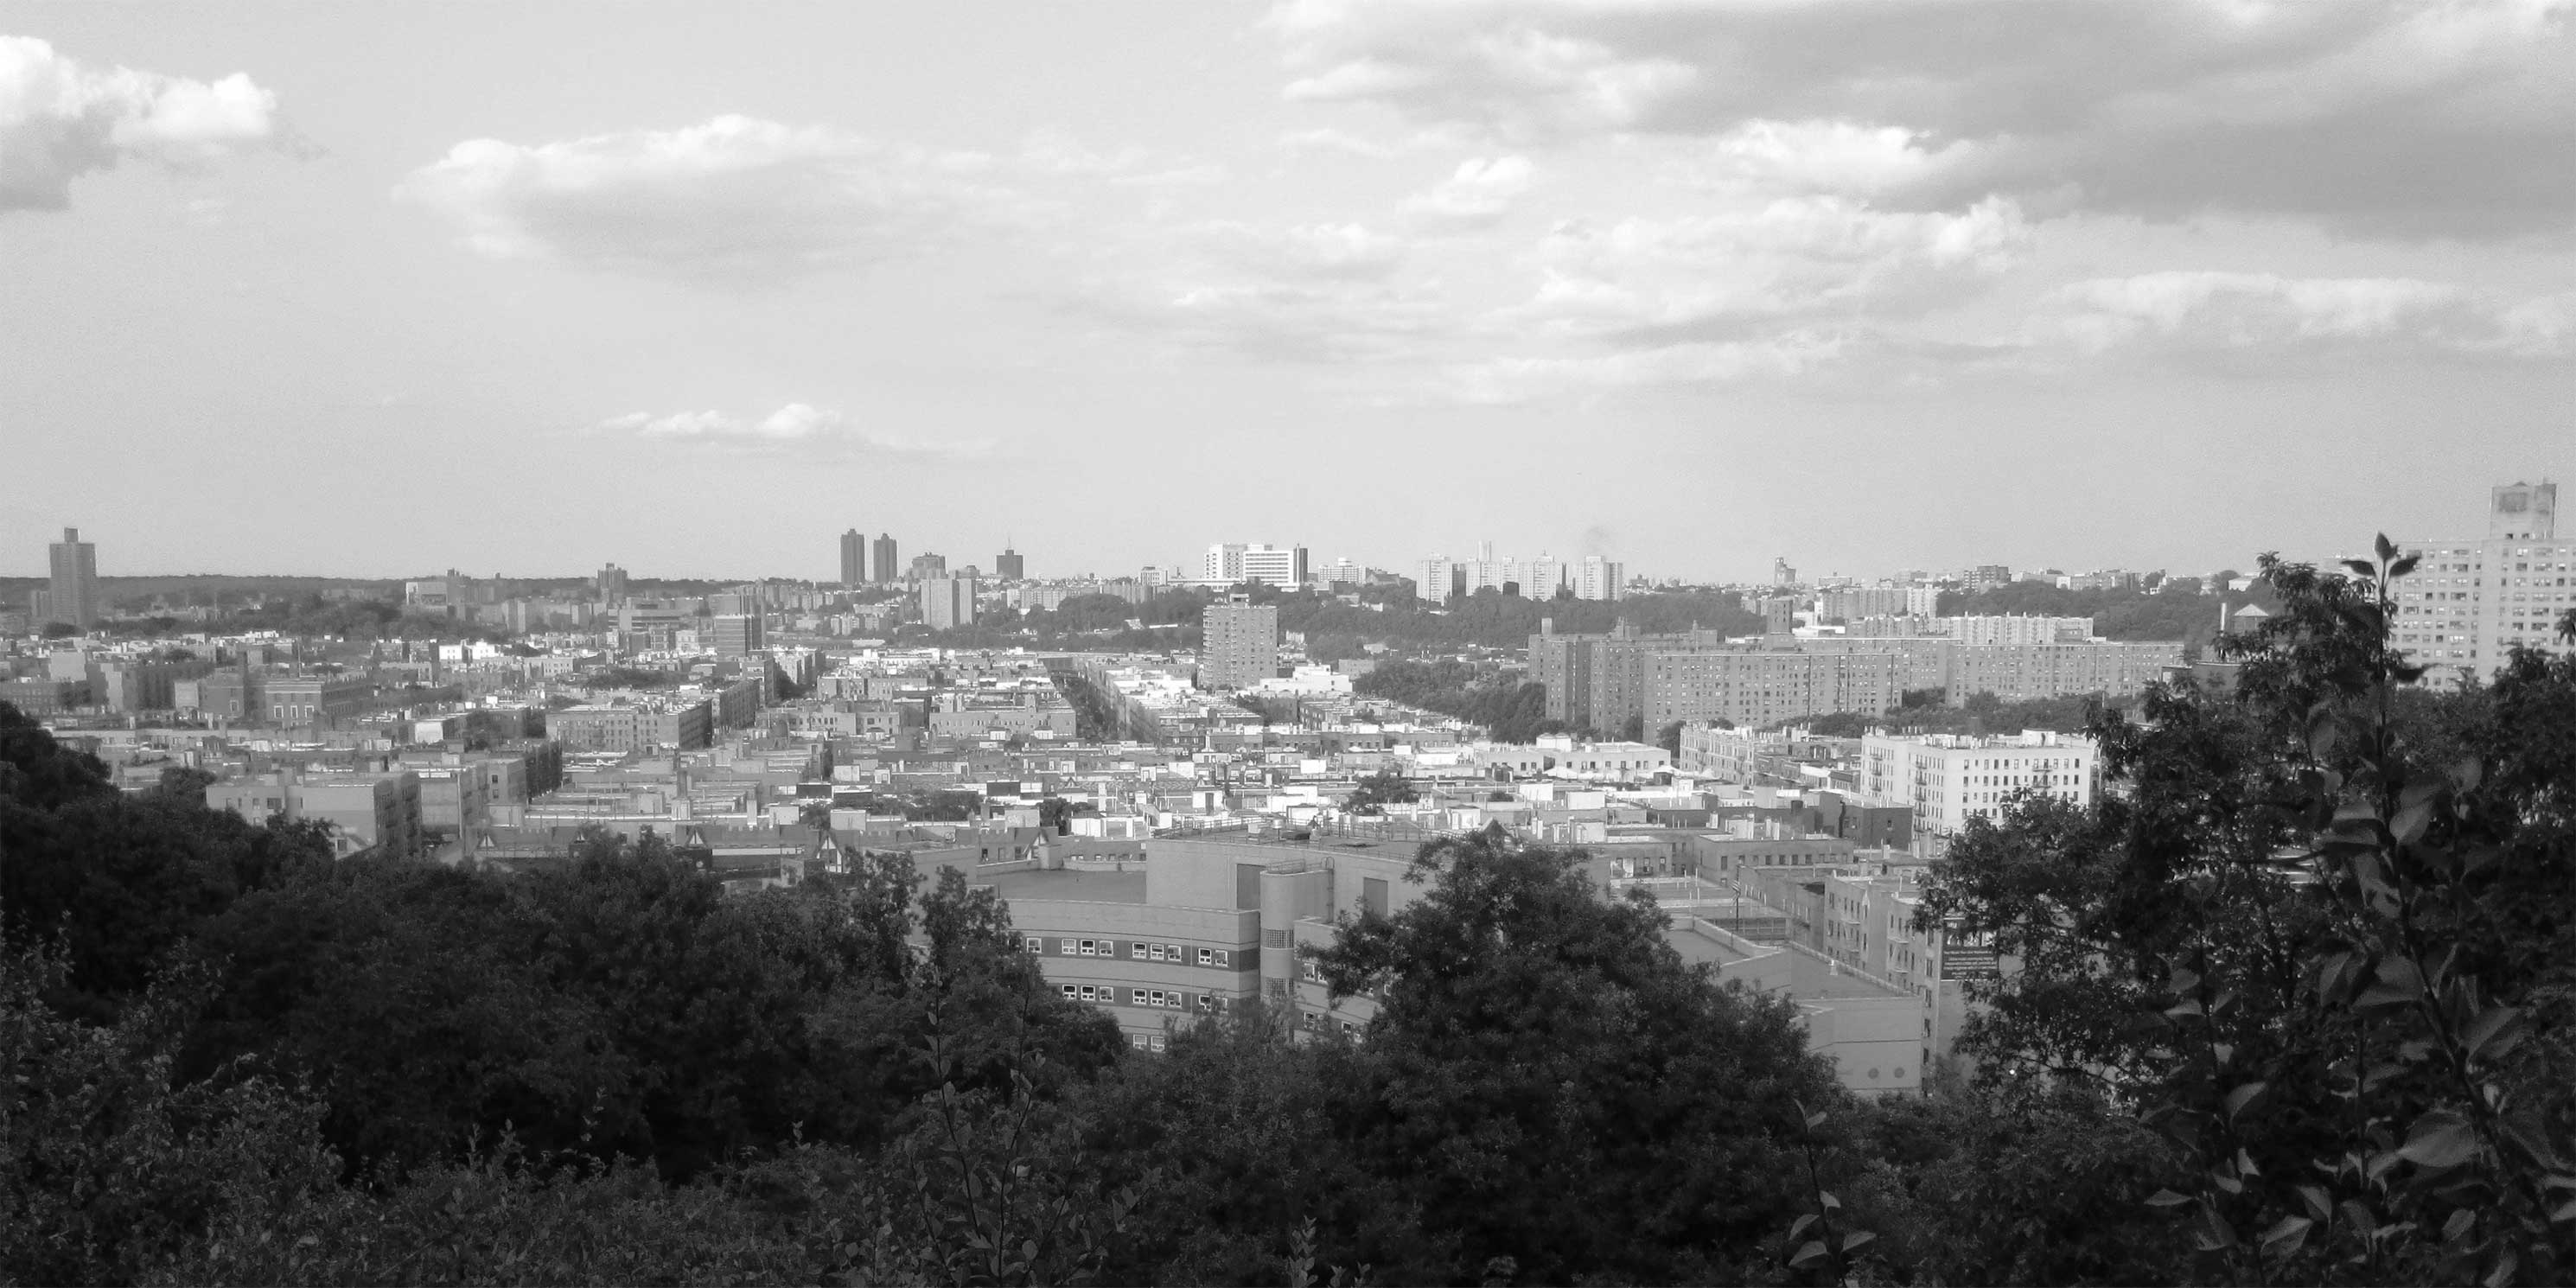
[2484,1249,2519,1288]
[1789,1214,1818,1241]
[2389,553,2420,579]
[2344,559,2382,580]
[2375,533,2397,561]
[2296,1184,2332,1222]
[2226,1081,2269,1124]
[1789,1240,1830,1269]
[2401,1113,2481,1170]
[2444,1208,2476,1242]
[2357,958,2425,1009]
[2259,1215,2313,1259]
[1841,1231,1877,1253]
[2146,1189,2195,1208]
[1819,1190,1841,1210]
[2197,1207,2240,1253]
[2463,1006,2522,1062]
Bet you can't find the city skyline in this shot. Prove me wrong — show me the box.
[4,5,2570,582]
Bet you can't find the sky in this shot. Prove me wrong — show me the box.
[1,1,2570,586]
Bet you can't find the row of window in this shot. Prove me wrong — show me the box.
[1025,935,1235,968]
[1296,1010,1363,1039]
[1062,983,1229,1012]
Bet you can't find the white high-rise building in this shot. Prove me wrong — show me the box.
[1523,552,1564,598]
[1575,555,1624,602]
[2387,481,2573,688]
[1202,543,1247,583]
[1420,555,1455,602]
[1204,543,1306,587]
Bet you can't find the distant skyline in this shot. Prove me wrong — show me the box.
[3,3,2570,583]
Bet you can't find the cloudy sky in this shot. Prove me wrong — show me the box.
[2,2,2569,584]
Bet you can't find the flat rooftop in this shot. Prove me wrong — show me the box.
[973,867,1149,905]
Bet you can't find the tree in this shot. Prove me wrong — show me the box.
[1342,770,1418,817]
[1917,550,2576,1285]
[1314,826,1846,1283]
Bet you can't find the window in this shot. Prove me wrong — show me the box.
[1363,877,1389,918]
[1165,942,1182,960]
[1213,948,1231,968]
[1023,936,1043,954]
[1129,1033,1148,1050]
[1196,947,1214,966]
[1130,940,1146,960]
[1148,1033,1167,1052]
[1131,989,1148,1005]
[1078,939,1097,956]
[1060,985,1076,1000]
[1149,942,1167,961]
[1058,939,1074,955]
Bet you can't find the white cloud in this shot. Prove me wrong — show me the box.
[1401,154,1533,224]
[1268,0,2576,234]
[0,35,284,211]
[1512,195,2031,339]
[2043,272,2575,360]
[1438,329,1852,405]
[602,403,993,459]
[399,115,1015,284]
[1660,119,1986,200]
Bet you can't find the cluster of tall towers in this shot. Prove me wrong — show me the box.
[838,530,1022,585]
[838,529,902,585]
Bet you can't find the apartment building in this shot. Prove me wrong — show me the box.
[207,769,424,858]
[920,576,978,630]
[265,673,376,728]
[550,698,714,751]
[711,613,767,656]
[30,527,100,630]
[1574,555,1624,602]
[2388,481,2574,689]
[1642,648,1904,730]
[1200,597,1279,691]
[1940,641,2181,703]
[1859,730,2097,835]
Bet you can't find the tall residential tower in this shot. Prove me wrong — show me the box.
[32,527,99,629]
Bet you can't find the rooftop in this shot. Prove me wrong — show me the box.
[973,867,1149,905]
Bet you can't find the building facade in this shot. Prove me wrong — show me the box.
[1200,597,1279,690]
[1859,730,2097,835]
[871,533,899,583]
[2388,481,2574,688]
[840,529,864,586]
[920,576,978,630]
[31,527,100,630]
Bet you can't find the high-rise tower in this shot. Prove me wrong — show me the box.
[33,527,99,629]
[839,528,865,585]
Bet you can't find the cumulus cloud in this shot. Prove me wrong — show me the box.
[602,403,993,459]
[399,115,1015,284]
[1401,154,1533,224]
[1513,195,2031,341]
[2043,272,2575,360]
[0,35,285,211]
[1268,0,2576,235]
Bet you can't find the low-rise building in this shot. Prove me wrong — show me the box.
[207,769,424,858]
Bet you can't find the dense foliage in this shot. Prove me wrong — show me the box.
[1350,659,1565,742]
